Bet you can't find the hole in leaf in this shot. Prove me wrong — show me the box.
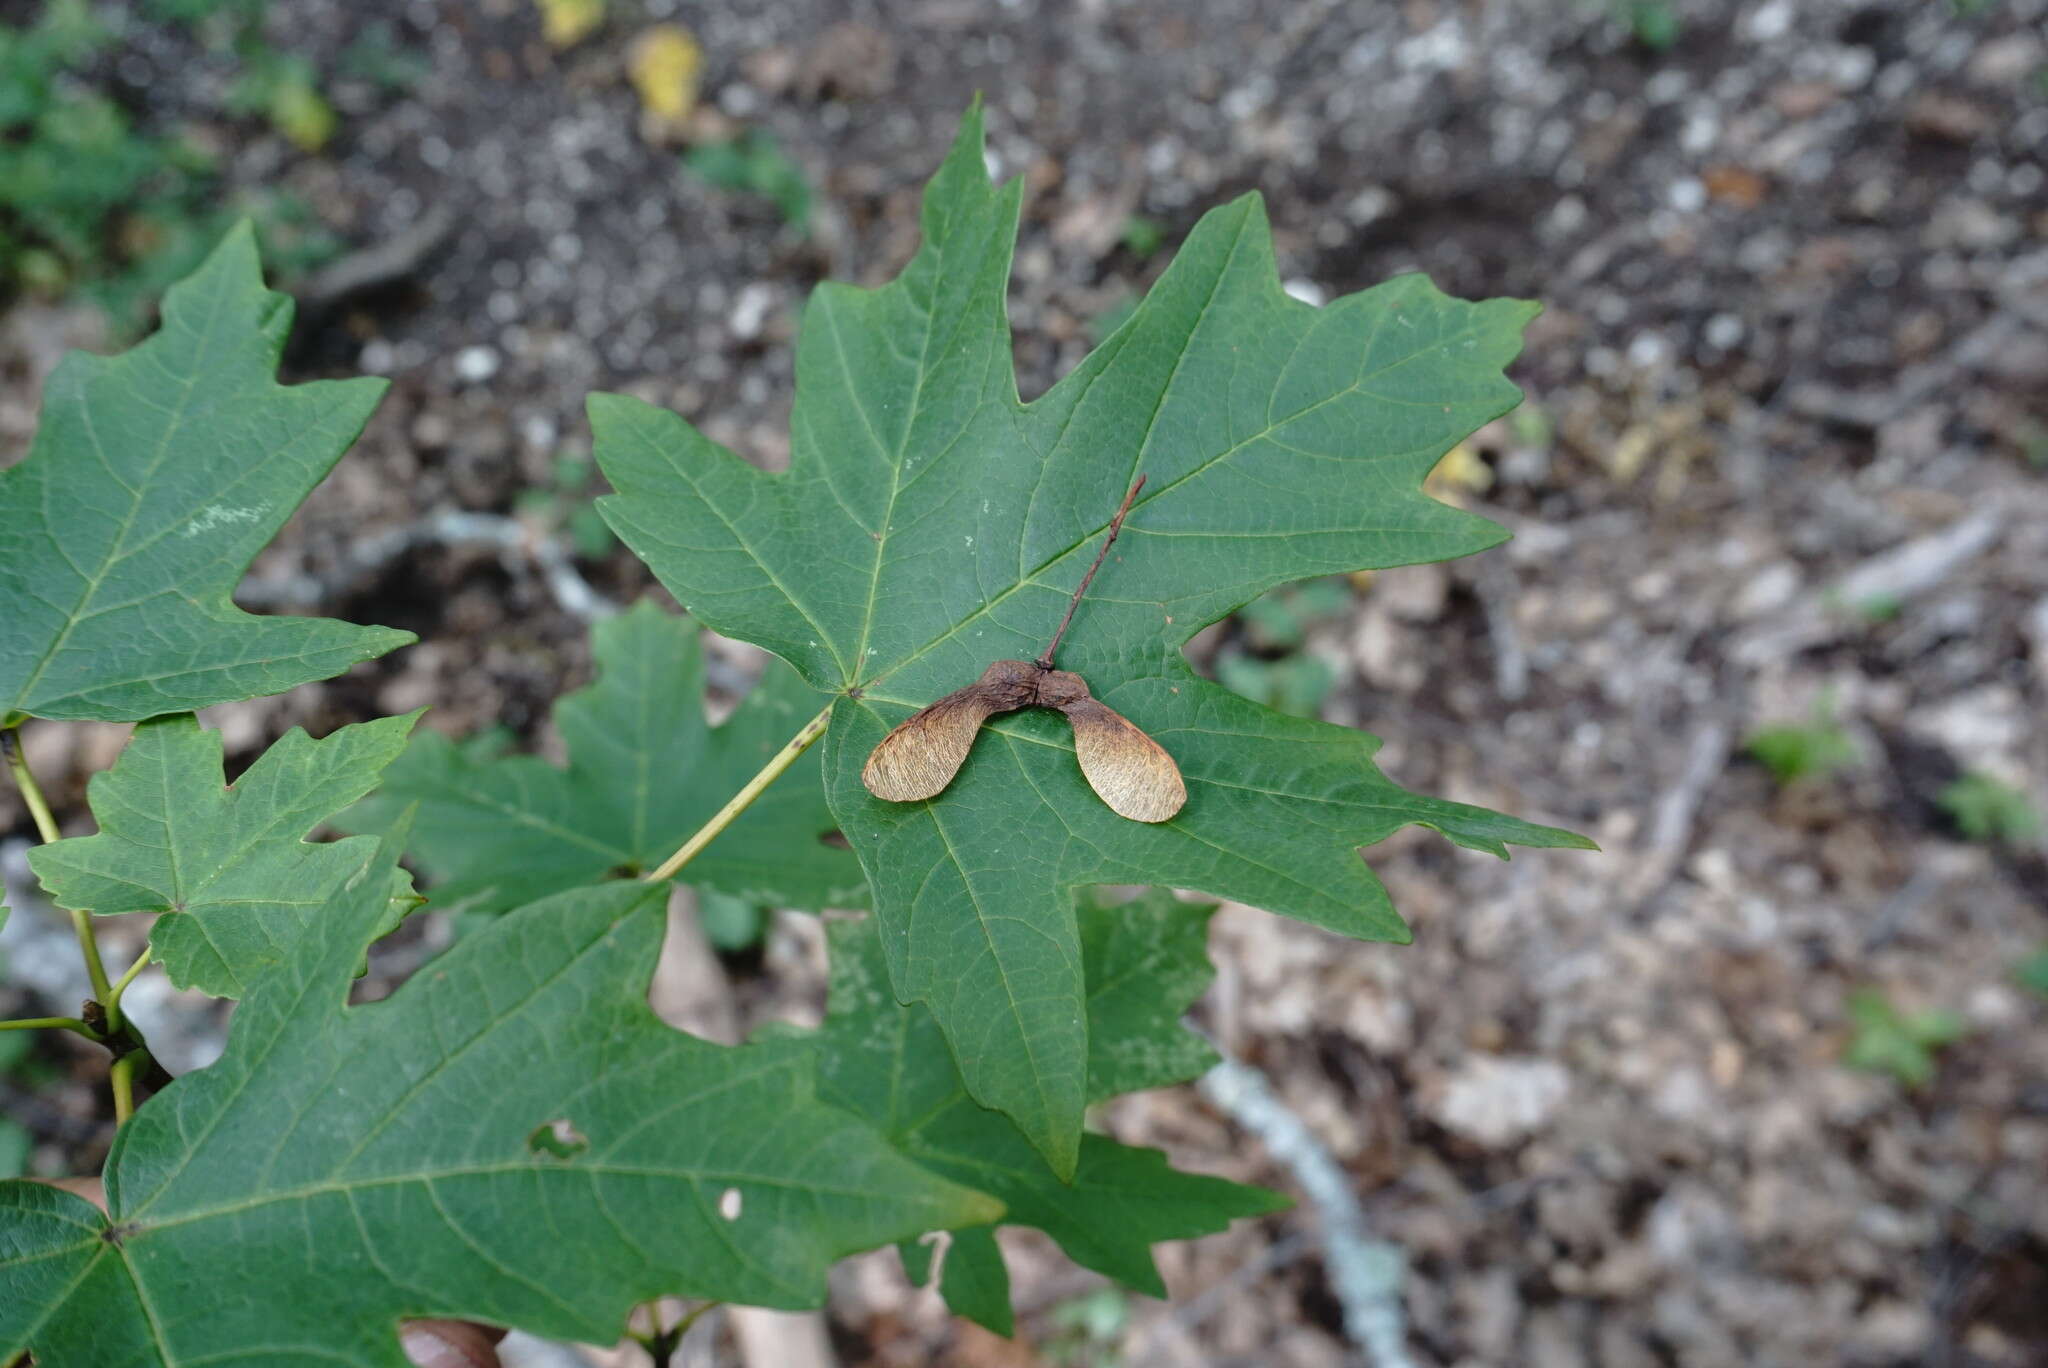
[527,1118,589,1160]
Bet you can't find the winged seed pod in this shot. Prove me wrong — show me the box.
[862,659,1187,822]
[860,477,1188,822]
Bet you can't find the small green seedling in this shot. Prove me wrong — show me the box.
[338,22,429,92]
[1618,0,1681,50]
[1214,576,1353,718]
[2015,946,2048,999]
[697,889,769,953]
[685,130,811,230]
[515,452,619,559]
[1046,1287,1131,1368]
[227,52,337,152]
[0,0,340,327]
[1509,399,1554,451]
[1745,703,1857,785]
[1940,773,2044,846]
[1843,988,1967,1089]
[1120,215,1165,258]
[2017,949,2048,1001]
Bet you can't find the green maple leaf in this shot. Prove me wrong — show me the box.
[593,107,1593,1175]
[340,599,866,913]
[28,711,421,997]
[0,836,996,1366]
[0,222,412,724]
[813,892,1284,1335]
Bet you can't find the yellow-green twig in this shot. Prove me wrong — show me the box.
[642,703,832,886]
[109,1048,149,1126]
[2,725,60,845]
[0,1015,104,1040]
[105,947,151,1036]
[2,726,115,1005]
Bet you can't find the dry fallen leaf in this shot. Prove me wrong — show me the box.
[629,24,703,128]
[535,0,603,50]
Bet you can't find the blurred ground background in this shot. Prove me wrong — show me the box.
[3,0,2047,1365]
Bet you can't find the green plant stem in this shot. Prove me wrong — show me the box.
[0,1015,105,1041]
[69,906,116,1011]
[105,947,151,1036]
[670,1301,721,1340]
[5,723,155,1132]
[3,726,117,1006]
[642,703,832,885]
[109,1048,149,1126]
[2,725,61,844]
[630,1301,721,1368]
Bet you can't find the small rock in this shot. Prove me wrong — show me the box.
[1282,277,1327,307]
[1746,0,1792,41]
[1925,198,2019,251]
[1770,81,1836,119]
[453,345,501,384]
[1429,1055,1571,1146]
[1703,312,1745,350]
[1982,330,2048,386]
[1910,684,2031,787]
[1905,91,1995,142]
[1970,34,2045,88]
[799,21,896,101]
[410,410,454,451]
[728,282,777,342]
[1375,563,1448,621]
[1852,1301,1931,1358]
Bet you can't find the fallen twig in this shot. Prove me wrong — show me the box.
[1783,315,2022,431]
[1198,1054,1414,1368]
[237,510,619,624]
[297,208,457,309]
[1624,714,1734,908]
[1731,510,2005,665]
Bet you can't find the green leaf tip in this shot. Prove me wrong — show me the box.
[0,222,411,723]
[813,893,1281,1325]
[594,104,1592,1170]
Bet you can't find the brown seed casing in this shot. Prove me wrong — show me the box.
[861,659,1187,822]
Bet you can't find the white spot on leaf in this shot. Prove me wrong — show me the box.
[181,505,263,538]
[719,1186,743,1220]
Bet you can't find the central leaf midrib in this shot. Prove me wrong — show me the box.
[858,247,1478,695]
[923,800,1066,1144]
[8,275,233,717]
[845,195,975,687]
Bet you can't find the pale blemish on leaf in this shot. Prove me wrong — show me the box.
[180,504,264,538]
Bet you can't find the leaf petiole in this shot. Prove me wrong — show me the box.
[1,725,61,845]
[3,726,116,1006]
[104,947,152,1037]
[109,1047,150,1126]
[641,703,832,885]
[0,1015,105,1041]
